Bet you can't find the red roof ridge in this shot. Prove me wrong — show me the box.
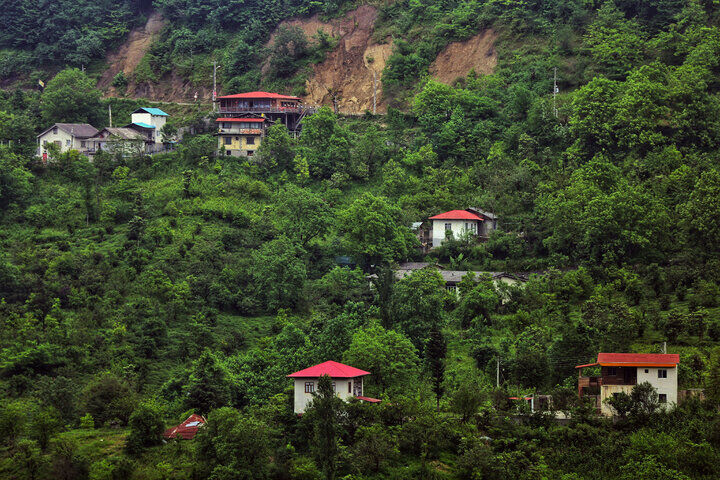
[217,91,301,100]
[428,210,483,221]
[288,360,370,378]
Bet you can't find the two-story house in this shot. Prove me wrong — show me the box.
[216,117,265,157]
[576,352,680,415]
[288,361,380,414]
[427,208,499,249]
[36,123,99,162]
[125,107,169,152]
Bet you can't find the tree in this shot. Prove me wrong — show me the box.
[125,401,165,454]
[351,424,399,474]
[307,375,343,480]
[425,326,447,409]
[606,391,633,418]
[195,407,271,480]
[274,185,330,248]
[682,169,720,251]
[629,381,660,421]
[0,148,33,212]
[456,275,500,328]
[40,68,102,124]
[390,267,446,348]
[251,236,308,311]
[337,193,416,268]
[343,323,420,394]
[269,26,308,77]
[256,122,295,174]
[298,106,351,179]
[81,374,137,426]
[451,382,483,422]
[704,348,720,407]
[184,350,231,414]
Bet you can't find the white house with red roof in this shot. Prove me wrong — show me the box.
[576,353,679,415]
[428,208,498,249]
[287,361,380,414]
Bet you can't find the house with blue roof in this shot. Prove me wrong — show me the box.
[125,108,169,151]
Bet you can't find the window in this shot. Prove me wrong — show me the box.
[645,369,649,373]
[444,223,452,231]
[304,382,314,393]
[246,136,255,145]
[658,369,667,379]
[607,367,617,376]
[659,393,667,403]
[225,150,231,156]
[66,139,71,147]
[224,137,232,145]
[332,382,336,392]
[52,127,58,134]
[348,382,352,393]
[247,151,254,156]
[80,141,86,148]
[223,122,231,129]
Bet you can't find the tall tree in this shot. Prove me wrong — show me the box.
[425,325,447,409]
[309,375,342,480]
[40,68,102,125]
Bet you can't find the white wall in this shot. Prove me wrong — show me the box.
[431,219,480,248]
[637,366,677,407]
[131,113,167,143]
[600,366,678,415]
[293,377,363,414]
[38,129,87,157]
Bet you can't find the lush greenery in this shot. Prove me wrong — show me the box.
[3,0,720,478]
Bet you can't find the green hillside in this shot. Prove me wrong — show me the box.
[2,0,720,479]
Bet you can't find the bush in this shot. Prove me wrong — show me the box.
[81,374,137,426]
[125,401,165,454]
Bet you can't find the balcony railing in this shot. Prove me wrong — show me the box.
[218,106,317,115]
[217,128,264,135]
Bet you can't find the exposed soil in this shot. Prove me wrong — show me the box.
[429,30,497,85]
[98,12,166,92]
[274,6,392,114]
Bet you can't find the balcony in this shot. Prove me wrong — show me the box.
[217,128,263,135]
[218,106,316,115]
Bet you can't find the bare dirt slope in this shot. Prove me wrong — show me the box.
[99,12,166,91]
[430,30,497,85]
[274,6,392,114]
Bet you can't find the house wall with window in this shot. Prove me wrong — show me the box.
[220,134,261,157]
[637,366,677,406]
[292,377,363,414]
[431,219,480,247]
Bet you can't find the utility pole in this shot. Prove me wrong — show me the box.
[553,67,558,118]
[108,104,112,127]
[212,61,218,112]
[496,357,500,388]
[663,341,667,354]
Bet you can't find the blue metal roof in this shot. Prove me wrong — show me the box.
[131,122,156,129]
[134,107,169,116]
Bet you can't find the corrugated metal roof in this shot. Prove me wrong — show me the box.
[217,91,301,100]
[38,123,99,139]
[288,361,370,378]
[429,210,483,221]
[162,414,206,440]
[216,117,266,122]
[95,127,146,140]
[129,122,156,129]
[597,353,680,366]
[133,107,169,116]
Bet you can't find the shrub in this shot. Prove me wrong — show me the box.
[125,401,165,454]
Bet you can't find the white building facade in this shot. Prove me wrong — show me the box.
[288,361,378,414]
[36,123,98,161]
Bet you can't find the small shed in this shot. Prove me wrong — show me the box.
[162,414,207,440]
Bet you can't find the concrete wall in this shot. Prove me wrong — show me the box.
[132,113,167,143]
[431,219,480,248]
[218,134,261,157]
[637,366,677,406]
[600,366,678,415]
[38,129,86,157]
[293,377,363,414]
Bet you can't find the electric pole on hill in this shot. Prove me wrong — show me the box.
[496,357,500,388]
[553,67,558,118]
[212,61,218,112]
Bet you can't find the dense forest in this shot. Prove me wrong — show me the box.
[3,0,720,479]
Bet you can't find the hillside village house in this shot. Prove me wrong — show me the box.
[394,262,526,296]
[124,107,169,153]
[87,127,149,157]
[288,361,380,414]
[426,208,498,249]
[576,353,680,416]
[214,91,316,155]
[216,117,265,157]
[37,123,99,162]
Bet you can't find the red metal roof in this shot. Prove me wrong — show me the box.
[288,361,370,378]
[162,414,206,440]
[576,353,679,369]
[216,118,266,122]
[356,396,381,403]
[216,91,301,100]
[428,210,483,221]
